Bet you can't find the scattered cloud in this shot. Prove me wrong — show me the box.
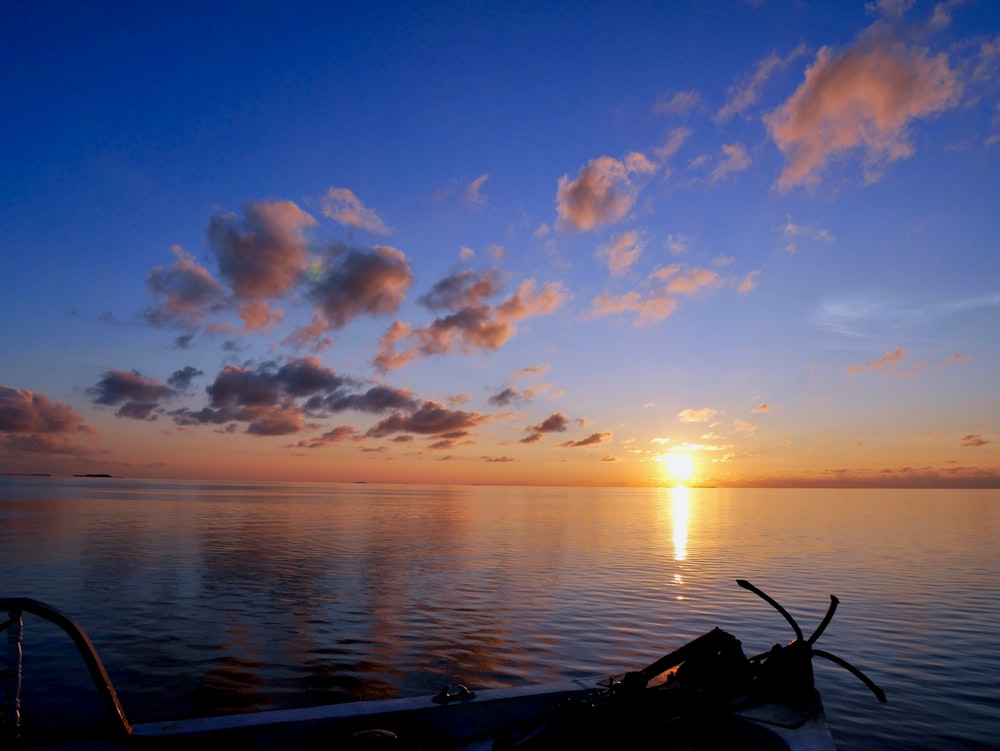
[738,270,760,294]
[766,32,959,190]
[463,174,489,207]
[710,143,752,182]
[752,403,769,413]
[556,156,643,231]
[960,433,989,447]
[655,128,693,161]
[599,231,646,276]
[653,90,702,115]
[521,412,569,443]
[846,348,922,376]
[366,401,490,438]
[781,216,836,253]
[320,187,392,234]
[678,407,718,423]
[560,431,612,448]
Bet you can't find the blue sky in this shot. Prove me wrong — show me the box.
[2,0,998,486]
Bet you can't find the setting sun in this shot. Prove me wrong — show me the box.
[664,452,695,485]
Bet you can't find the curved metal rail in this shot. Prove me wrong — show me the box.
[1,597,131,738]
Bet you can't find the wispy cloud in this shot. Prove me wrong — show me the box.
[816,293,1000,336]
[321,187,392,234]
[846,348,923,376]
[653,90,702,115]
[463,174,489,207]
[599,231,646,276]
[716,44,809,121]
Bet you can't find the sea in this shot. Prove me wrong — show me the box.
[1,477,997,750]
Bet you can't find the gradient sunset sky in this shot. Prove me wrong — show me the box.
[2,1,998,487]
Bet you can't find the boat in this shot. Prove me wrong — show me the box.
[1,580,885,750]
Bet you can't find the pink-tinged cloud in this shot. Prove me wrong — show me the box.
[556,156,637,231]
[655,266,722,295]
[847,348,911,374]
[710,143,752,182]
[752,403,769,413]
[655,128,692,161]
[738,270,760,294]
[588,291,678,326]
[766,36,958,190]
[0,387,96,456]
[560,431,611,448]
[320,187,391,234]
[208,200,316,299]
[960,433,989,447]
[0,386,94,435]
[678,407,718,422]
[146,246,227,327]
[653,90,702,115]
[600,231,645,276]
[716,44,809,121]
[375,278,568,371]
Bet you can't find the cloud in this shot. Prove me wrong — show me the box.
[653,266,723,295]
[815,293,1000,337]
[559,431,611,448]
[145,246,227,327]
[0,386,94,436]
[589,291,678,326]
[320,187,391,234]
[766,33,959,190]
[556,156,639,231]
[463,174,489,207]
[375,278,568,370]
[653,90,702,115]
[88,370,178,420]
[738,270,760,294]
[167,366,203,391]
[710,143,752,182]
[417,268,503,311]
[960,433,989,447]
[311,245,413,327]
[752,403,770,413]
[599,231,646,276]
[169,357,414,436]
[366,401,489,438]
[0,386,96,456]
[734,418,758,436]
[781,216,836,254]
[488,387,523,407]
[678,407,718,423]
[847,348,920,375]
[655,128,692,161]
[521,412,569,443]
[208,200,317,301]
[295,426,358,448]
[716,44,809,121]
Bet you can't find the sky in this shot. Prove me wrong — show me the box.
[2,0,999,488]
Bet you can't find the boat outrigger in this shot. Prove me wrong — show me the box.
[2,581,885,750]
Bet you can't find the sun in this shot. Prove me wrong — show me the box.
[664,452,695,485]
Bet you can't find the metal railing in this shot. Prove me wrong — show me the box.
[2,597,132,740]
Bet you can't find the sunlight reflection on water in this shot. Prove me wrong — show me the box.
[1,479,998,750]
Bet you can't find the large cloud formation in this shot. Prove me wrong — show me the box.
[766,34,958,190]
[0,386,95,455]
[169,356,417,436]
[88,370,179,420]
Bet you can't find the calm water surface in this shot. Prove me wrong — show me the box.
[1,478,997,750]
